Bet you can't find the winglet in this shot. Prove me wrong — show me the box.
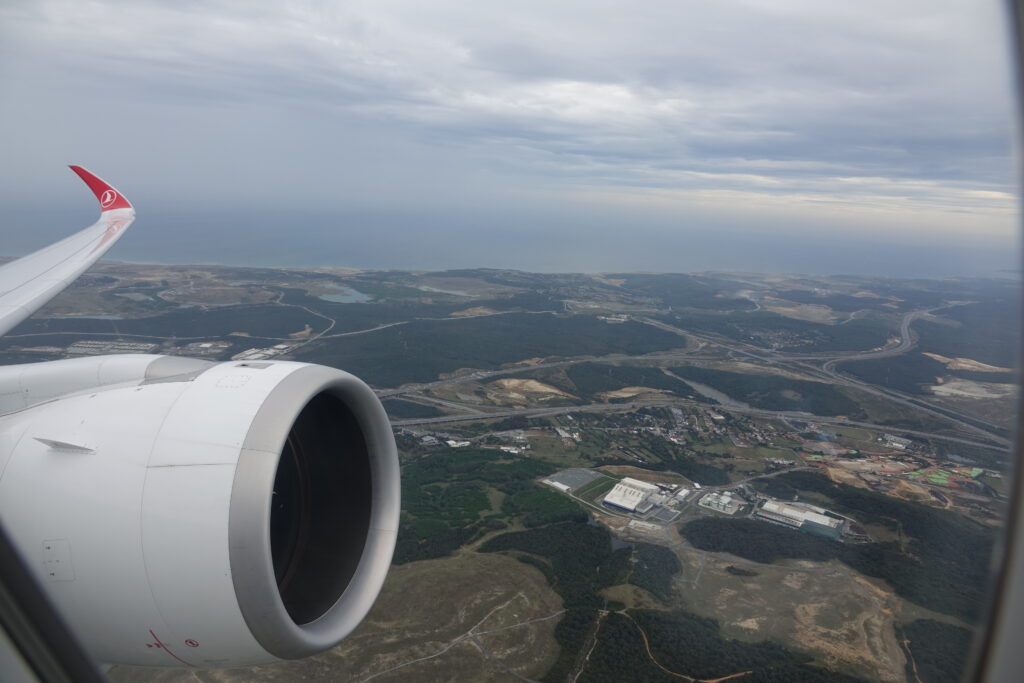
[69,165,133,212]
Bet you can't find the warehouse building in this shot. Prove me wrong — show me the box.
[754,500,844,539]
[67,340,158,355]
[880,433,913,450]
[602,477,661,513]
[698,491,745,515]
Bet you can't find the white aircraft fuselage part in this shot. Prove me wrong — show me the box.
[0,358,400,667]
[0,169,401,669]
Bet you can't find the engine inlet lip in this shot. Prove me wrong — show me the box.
[228,364,400,660]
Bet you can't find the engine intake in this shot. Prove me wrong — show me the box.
[229,364,399,660]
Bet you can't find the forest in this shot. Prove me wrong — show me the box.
[915,298,1020,368]
[476,512,866,681]
[682,517,841,564]
[301,312,684,387]
[662,310,893,353]
[839,352,1013,395]
[501,486,589,528]
[838,353,950,395]
[629,542,681,603]
[560,362,694,400]
[899,619,975,683]
[607,273,757,310]
[478,521,630,608]
[393,449,558,564]
[774,289,885,312]
[380,398,445,419]
[686,471,995,622]
[670,365,861,416]
[576,611,866,682]
[634,429,734,485]
[635,610,866,682]
[541,608,599,683]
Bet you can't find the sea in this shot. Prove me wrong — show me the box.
[4,206,1019,279]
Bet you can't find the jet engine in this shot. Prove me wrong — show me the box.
[0,356,399,668]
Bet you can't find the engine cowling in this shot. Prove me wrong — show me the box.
[0,358,399,667]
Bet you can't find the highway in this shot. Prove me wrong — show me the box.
[391,397,1006,451]
[376,353,724,398]
[634,313,1010,447]
[382,306,1008,449]
[14,292,1003,450]
[820,307,937,371]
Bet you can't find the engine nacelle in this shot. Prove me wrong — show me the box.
[0,358,399,667]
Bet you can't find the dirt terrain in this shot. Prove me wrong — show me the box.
[450,306,500,317]
[672,549,909,682]
[886,478,935,504]
[930,379,1016,400]
[600,386,672,400]
[109,553,563,683]
[923,353,1011,373]
[763,301,839,323]
[481,378,575,406]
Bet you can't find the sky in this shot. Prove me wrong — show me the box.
[0,0,1020,275]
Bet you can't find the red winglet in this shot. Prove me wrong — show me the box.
[69,165,133,212]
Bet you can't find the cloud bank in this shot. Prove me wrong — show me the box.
[0,0,1018,270]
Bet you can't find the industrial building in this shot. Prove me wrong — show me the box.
[543,468,604,493]
[754,500,844,539]
[232,348,274,361]
[231,343,298,362]
[544,480,571,493]
[181,341,233,357]
[698,491,745,515]
[67,341,158,355]
[602,477,661,513]
[881,434,913,450]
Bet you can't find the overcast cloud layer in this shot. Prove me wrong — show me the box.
[0,0,1019,273]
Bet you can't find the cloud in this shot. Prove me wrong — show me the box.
[0,0,1017,263]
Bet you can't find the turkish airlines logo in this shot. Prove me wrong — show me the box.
[100,189,117,208]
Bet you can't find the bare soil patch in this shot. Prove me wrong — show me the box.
[489,379,573,397]
[929,379,1015,400]
[923,353,1011,373]
[764,302,838,323]
[450,306,500,317]
[600,386,671,399]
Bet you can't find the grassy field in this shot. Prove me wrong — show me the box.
[696,442,802,479]
[574,476,619,503]
[526,429,590,467]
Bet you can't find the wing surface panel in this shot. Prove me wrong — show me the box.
[0,167,135,336]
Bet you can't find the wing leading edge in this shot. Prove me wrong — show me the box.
[0,166,136,336]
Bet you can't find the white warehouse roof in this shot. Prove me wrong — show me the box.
[603,477,660,512]
[761,500,841,528]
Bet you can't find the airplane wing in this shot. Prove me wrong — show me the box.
[0,166,136,336]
